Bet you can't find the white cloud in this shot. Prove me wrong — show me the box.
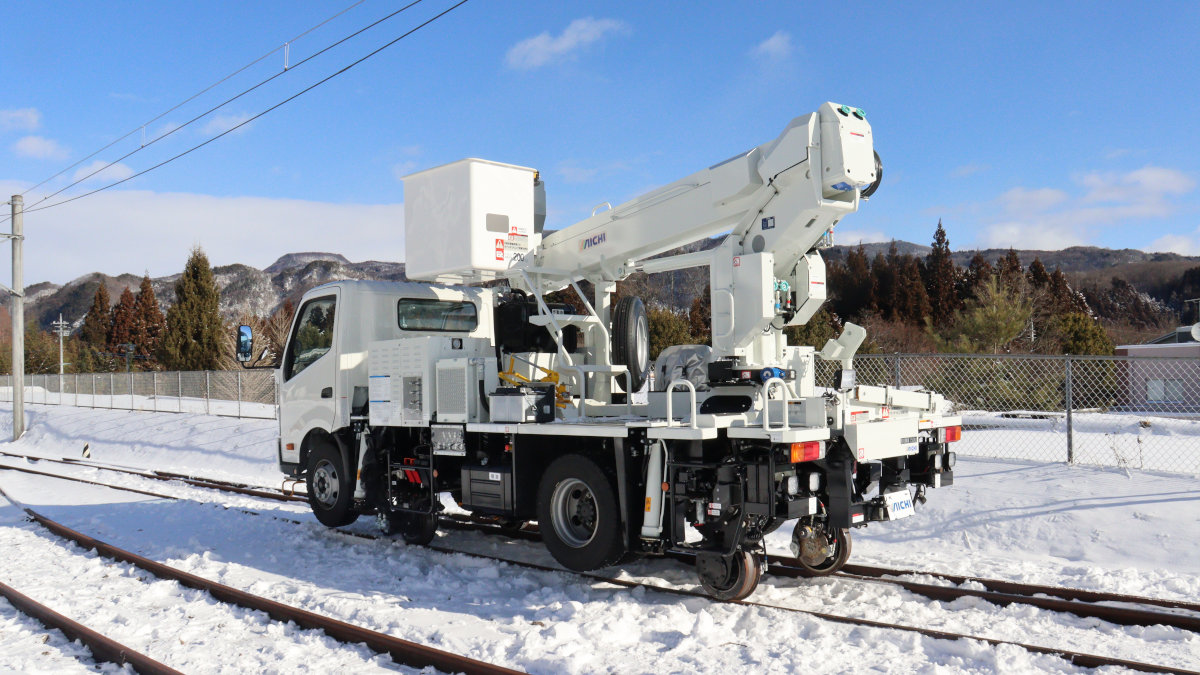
[752,31,793,61]
[951,163,989,178]
[0,180,405,285]
[972,166,1196,250]
[1147,233,1200,256]
[13,135,70,160]
[0,108,41,132]
[71,160,135,184]
[834,229,888,246]
[202,112,253,136]
[506,18,629,70]
[1079,166,1195,204]
[997,186,1069,215]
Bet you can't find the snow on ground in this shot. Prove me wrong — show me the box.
[0,403,1198,673]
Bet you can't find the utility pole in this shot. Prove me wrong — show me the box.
[52,314,70,398]
[5,196,24,440]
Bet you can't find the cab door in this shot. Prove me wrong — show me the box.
[279,292,339,465]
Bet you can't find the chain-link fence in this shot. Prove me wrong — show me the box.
[816,354,1200,474]
[0,370,277,419]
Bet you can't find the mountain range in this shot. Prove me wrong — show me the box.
[21,242,1200,333]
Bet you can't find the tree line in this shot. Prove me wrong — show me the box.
[0,247,295,375]
[639,221,1171,359]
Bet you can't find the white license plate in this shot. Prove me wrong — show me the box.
[884,489,915,520]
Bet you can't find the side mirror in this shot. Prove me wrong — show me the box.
[236,325,253,363]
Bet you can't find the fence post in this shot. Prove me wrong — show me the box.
[1064,355,1074,465]
[91,374,95,409]
[237,371,243,419]
[178,372,183,413]
[893,353,902,387]
[152,372,158,413]
[75,373,78,408]
[129,372,134,411]
[206,371,211,416]
[109,373,114,410]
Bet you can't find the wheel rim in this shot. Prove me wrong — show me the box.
[550,478,599,548]
[312,459,340,508]
[635,314,649,375]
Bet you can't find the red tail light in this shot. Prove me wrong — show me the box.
[942,426,962,443]
[790,441,824,463]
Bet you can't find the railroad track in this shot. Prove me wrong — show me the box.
[2,457,1197,674]
[0,474,523,674]
[0,579,181,674]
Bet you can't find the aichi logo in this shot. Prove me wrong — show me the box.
[580,232,607,251]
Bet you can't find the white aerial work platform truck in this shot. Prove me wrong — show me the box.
[241,102,961,600]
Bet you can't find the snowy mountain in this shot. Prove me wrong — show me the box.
[25,253,407,330]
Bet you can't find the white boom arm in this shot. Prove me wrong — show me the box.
[512,102,878,364]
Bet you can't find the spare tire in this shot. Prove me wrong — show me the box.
[611,296,650,392]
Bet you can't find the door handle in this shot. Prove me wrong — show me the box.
[321,387,333,399]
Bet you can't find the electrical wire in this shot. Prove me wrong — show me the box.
[9,0,436,221]
[19,0,368,198]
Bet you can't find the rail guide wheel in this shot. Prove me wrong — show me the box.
[696,550,761,601]
[791,525,852,576]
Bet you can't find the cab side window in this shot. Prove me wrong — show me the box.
[284,296,336,381]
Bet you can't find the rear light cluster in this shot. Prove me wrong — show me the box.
[939,425,962,443]
[789,441,824,463]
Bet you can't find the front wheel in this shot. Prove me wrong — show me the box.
[697,550,762,601]
[536,454,626,571]
[306,443,358,527]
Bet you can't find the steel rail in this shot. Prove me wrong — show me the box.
[0,480,523,675]
[8,452,1200,625]
[0,580,183,675]
[0,452,306,502]
[9,452,1200,620]
[3,464,1195,675]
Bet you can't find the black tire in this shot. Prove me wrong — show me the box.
[399,513,438,546]
[796,527,852,577]
[697,550,762,601]
[536,454,626,571]
[611,296,650,392]
[306,442,358,527]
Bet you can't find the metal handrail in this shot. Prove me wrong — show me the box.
[665,378,697,429]
[761,377,790,430]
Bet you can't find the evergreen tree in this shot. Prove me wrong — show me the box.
[646,306,693,360]
[923,220,960,328]
[931,274,1032,353]
[80,281,112,348]
[1051,313,1115,355]
[871,252,898,321]
[896,257,931,324]
[132,274,166,358]
[159,247,224,370]
[962,253,993,299]
[997,248,1024,293]
[1027,258,1050,289]
[688,284,712,346]
[109,287,137,354]
[785,308,842,349]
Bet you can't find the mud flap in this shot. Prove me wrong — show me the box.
[823,451,855,530]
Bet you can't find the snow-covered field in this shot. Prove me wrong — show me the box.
[0,403,1198,673]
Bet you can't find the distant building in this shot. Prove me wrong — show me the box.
[1115,326,1200,413]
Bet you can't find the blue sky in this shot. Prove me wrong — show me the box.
[2,1,1198,285]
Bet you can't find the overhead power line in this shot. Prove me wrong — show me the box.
[23,0,470,217]
[9,0,434,222]
[19,0,368,198]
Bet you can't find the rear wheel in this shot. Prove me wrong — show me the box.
[398,513,438,546]
[793,525,852,576]
[537,454,625,571]
[697,550,761,601]
[306,443,358,527]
